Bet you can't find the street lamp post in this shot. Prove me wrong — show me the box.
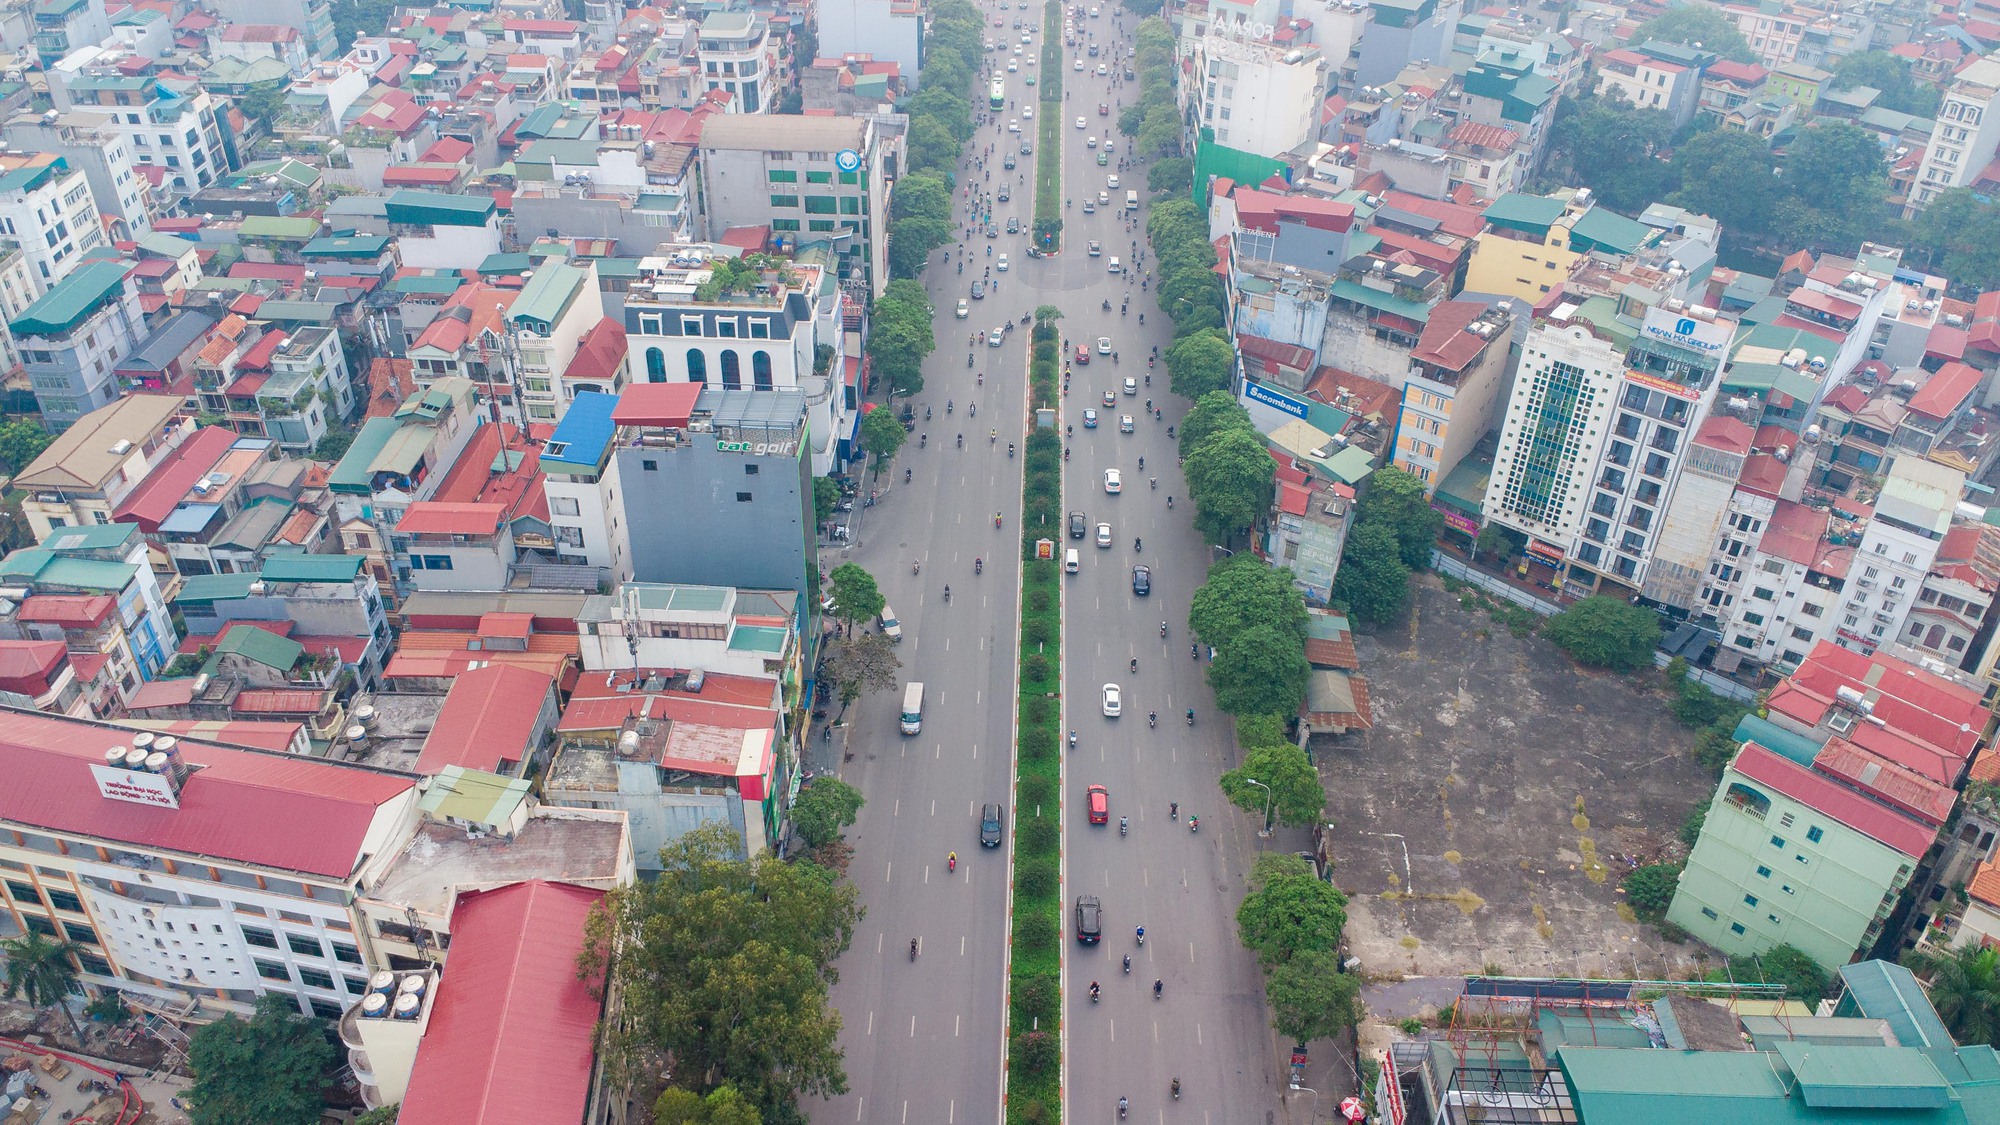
[1244,777,1273,838]
[1290,1082,1319,1124]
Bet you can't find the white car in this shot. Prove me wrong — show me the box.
[1104,468,1122,494]
[1074,58,1085,70]
[1098,190,1110,204]
[1076,116,1087,128]
[956,299,970,318]
[1123,377,1137,395]
[1104,138,1117,152]
[988,327,1005,346]
[1087,135,1099,148]
[1022,105,1034,118]
[1097,63,1108,75]
[1097,336,1112,354]
[997,254,1010,272]
[1013,44,1023,54]
[1007,59,1018,71]
[1107,174,1120,189]
[1096,522,1112,547]
[1101,683,1122,717]
[1088,240,1102,256]
[1008,119,1022,133]
[1119,414,1134,433]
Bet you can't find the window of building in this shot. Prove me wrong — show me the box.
[255,959,290,981]
[1743,894,1759,907]
[1805,826,1823,843]
[62,922,96,945]
[752,351,773,391]
[44,889,82,914]
[642,460,658,471]
[308,997,345,1019]
[286,933,322,957]
[1770,835,1786,849]
[297,967,335,990]
[736,491,752,502]
[6,881,37,905]
[685,349,706,383]
[769,194,799,208]
[242,926,279,949]
[552,497,581,516]
[1756,865,1771,878]
[720,350,742,390]
[646,347,667,382]
[1730,922,1746,935]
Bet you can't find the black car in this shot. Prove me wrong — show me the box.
[980,803,1004,847]
[998,184,1011,201]
[971,280,986,299]
[987,222,1000,238]
[1020,140,1032,155]
[1003,153,1018,169]
[1006,216,1021,233]
[1131,564,1151,596]
[1069,510,1086,538]
[1075,895,1102,944]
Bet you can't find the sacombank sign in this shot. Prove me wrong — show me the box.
[1244,381,1308,420]
[1640,307,1729,353]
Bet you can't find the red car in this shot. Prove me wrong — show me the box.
[1087,784,1109,824]
[1074,345,1091,365]
[1099,102,1110,116]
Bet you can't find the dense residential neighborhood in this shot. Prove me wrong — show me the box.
[2,0,2000,1121]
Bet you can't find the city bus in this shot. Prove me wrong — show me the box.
[990,77,1006,111]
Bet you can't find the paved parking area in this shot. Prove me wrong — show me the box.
[1321,579,1714,987]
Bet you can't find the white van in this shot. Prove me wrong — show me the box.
[878,603,902,642]
[1125,190,1139,211]
[1107,256,1122,273]
[1064,547,1081,573]
[899,682,924,734]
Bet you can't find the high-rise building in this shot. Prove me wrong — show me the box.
[697,11,775,114]
[1906,52,2000,218]
[0,152,105,296]
[1834,457,1963,655]
[9,259,146,429]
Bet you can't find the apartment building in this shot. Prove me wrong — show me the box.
[1594,43,1711,129]
[697,113,900,298]
[1907,52,2000,218]
[1464,188,1656,304]
[1394,299,1514,492]
[14,395,194,542]
[1668,642,1984,970]
[540,392,625,578]
[202,0,335,60]
[1190,16,1328,159]
[816,0,923,82]
[26,0,108,65]
[0,522,178,687]
[695,11,774,114]
[48,62,230,201]
[622,249,851,474]
[1726,3,1805,69]
[1836,457,1963,655]
[508,261,605,424]
[329,377,483,592]
[0,152,105,296]
[1354,0,1460,88]
[11,258,147,430]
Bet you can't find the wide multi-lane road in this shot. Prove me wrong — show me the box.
[823,4,1289,1122]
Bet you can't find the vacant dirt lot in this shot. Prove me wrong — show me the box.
[1322,578,1717,985]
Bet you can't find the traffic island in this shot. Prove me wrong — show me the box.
[1006,316,1066,1125]
[1032,0,1065,255]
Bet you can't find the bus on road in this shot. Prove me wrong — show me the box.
[990,77,1006,111]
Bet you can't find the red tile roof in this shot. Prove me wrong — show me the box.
[397,881,605,1125]
[0,710,411,877]
[562,317,627,383]
[15,594,116,628]
[1787,287,1863,321]
[1704,59,1766,84]
[1821,384,1870,414]
[415,665,552,775]
[1447,121,1517,151]
[1733,742,1934,858]
[1694,415,1754,454]
[1755,500,1828,567]
[121,719,303,753]
[1736,453,1789,498]
[1926,324,1969,362]
[0,640,67,695]
[384,650,573,685]
[125,678,197,710]
[1237,333,1316,376]
[1765,640,1985,780]
[1410,300,1490,370]
[112,427,237,531]
[398,502,505,537]
[1231,187,1356,235]
[230,689,331,715]
[1813,737,1956,826]
[1908,361,1982,420]
[557,668,777,739]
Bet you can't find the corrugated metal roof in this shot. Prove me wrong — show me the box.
[260,555,363,583]
[415,665,551,775]
[395,881,605,1125]
[9,260,131,338]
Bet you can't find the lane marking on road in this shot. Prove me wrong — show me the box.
[909,1015,918,1038]
[1108,1017,1116,1043]
[885,861,894,882]
[956,1013,962,1037]
[901,1100,910,1123]
[867,1010,875,1036]
[851,1097,865,1123]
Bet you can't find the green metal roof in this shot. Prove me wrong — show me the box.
[328,416,400,493]
[207,625,304,672]
[418,765,532,827]
[0,549,136,591]
[42,523,138,552]
[384,190,495,228]
[174,571,262,603]
[477,252,534,275]
[1771,1042,1951,1110]
[9,260,129,339]
[0,156,67,194]
[390,275,467,296]
[1734,714,1824,767]
[301,235,390,257]
[1324,444,1375,486]
[1568,206,1655,256]
[254,299,339,324]
[1482,191,1565,235]
[1834,961,1955,1051]
[507,262,586,332]
[260,554,363,583]
[238,215,321,240]
[1330,278,1432,323]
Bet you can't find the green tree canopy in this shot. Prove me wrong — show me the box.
[1236,870,1348,968]
[1185,427,1276,545]
[1148,156,1194,195]
[858,399,910,473]
[1221,741,1325,828]
[821,631,900,714]
[1828,50,1940,117]
[1189,554,1309,652]
[1165,329,1235,399]
[813,476,840,525]
[582,823,860,1118]
[1909,189,2000,292]
[1331,522,1411,625]
[0,420,53,476]
[1727,944,1832,1006]
[1669,129,1779,242]
[1209,626,1310,719]
[1543,595,1661,672]
[1179,391,1255,459]
[792,778,865,849]
[654,1084,763,1125]
[0,932,78,1008]
[1620,863,1679,918]
[1266,949,1362,1041]
[1355,467,1441,570]
[187,994,336,1125]
[1901,943,2000,1046]
[1775,123,1889,251]
[1633,4,1756,62]
[1542,91,1676,214]
[826,563,886,633]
